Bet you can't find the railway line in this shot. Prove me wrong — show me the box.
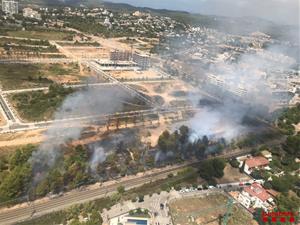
[0,148,253,225]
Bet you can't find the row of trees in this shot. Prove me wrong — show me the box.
[157,125,226,160]
[0,145,35,202]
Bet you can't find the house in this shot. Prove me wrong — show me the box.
[238,182,274,212]
[23,7,41,20]
[261,150,272,161]
[243,156,270,175]
[236,154,251,167]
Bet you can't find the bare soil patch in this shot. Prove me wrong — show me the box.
[216,164,250,183]
[169,193,257,225]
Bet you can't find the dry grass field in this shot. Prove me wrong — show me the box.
[216,164,250,183]
[0,63,83,90]
[169,193,257,225]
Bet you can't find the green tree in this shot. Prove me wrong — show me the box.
[0,164,32,201]
[9,145,35,170]
[117,185,125,194]
[157,130,177,152]
[138,195,144,202]
[251,169,263,180]
[229,158,240,168]
[179,125,189,145]
[282,134,300,157]
[35,179,50,197]
[202,135,209,146]
[87,209,103,225]
[276,194,300,212]
[48,169,64,194]
[271,175,297,193]
[199,158,226,181]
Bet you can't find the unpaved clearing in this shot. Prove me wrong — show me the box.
[94,37,132,51]
[48,74,83,84]
[109,69,163,80]
[135,81,194,105]
[64,47,109,59]
[216,164,250,183]
[0,111,7,126]
[169,193,257,225]
[0,129,45,147]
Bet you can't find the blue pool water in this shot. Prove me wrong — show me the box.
[127,219,148,225]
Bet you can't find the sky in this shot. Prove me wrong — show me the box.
[108,0,300,25]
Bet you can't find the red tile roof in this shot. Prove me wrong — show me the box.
[245,156,269,168]
[266,189,279,197]
[244,182,271,202]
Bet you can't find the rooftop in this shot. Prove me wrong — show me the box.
[245,156,269,168]
[244,182,271,202]
[261,150,272,157]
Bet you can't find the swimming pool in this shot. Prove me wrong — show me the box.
[127,218,148,225]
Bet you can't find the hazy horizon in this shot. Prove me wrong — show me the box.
[108,0,299,26]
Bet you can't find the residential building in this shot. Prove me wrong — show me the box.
[1,0,18,15]
[261,150,272,161]
[132,53,150,70]
[243,156,270,175]
[238,182,274,212]
[23,7,41,20]
[110,50,132,61]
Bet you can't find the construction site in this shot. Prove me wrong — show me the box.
[0,28,201,152]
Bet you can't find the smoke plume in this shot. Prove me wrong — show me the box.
[29,86,132,183]
[184,35,298,142]
[89,147,107,173]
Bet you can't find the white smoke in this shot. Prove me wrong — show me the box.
[30,86,133,182]
[185,38,297,142]
[89,147,107,173]
[188,108,247,142]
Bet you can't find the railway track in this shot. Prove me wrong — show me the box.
[0,148,252,225]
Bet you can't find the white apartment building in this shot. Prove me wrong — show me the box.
[2,0,18,15]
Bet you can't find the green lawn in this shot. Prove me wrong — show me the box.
[0,63,80,90]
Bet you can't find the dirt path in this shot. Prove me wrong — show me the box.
[0,129,45,147]
[0,111,7,126]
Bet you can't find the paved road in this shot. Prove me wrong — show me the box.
[0,149,252,225]
[0,105,195,133]
[2,79,174,94]
[0,95,15,121]
[0,94,17,123]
